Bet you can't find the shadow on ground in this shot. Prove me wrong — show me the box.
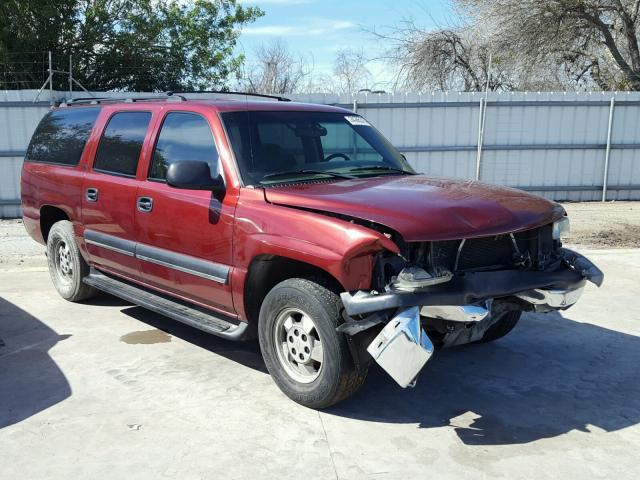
[326,311,640,446]
[121,305,267,373]
[3,290,639,447]
[0,297,71,429]
[122,300,640,446]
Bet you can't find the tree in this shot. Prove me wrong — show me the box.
[332,48,373,94]
[461,0,640,90]
[243,40,310,94]
[0,0,263,91]
[383,1,640,92]
[383,20,517,92]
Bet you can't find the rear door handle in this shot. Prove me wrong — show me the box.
[86,188,98,202]
[137,196,154,213]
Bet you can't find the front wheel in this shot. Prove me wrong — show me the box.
[258,278,367,409]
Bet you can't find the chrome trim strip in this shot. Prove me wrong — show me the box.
[136,243,230,284]
[136,254,227,284]
[420,304,490,322]
[84,229,230,284]
[84,229,136,256]
[85,239,135,257]
[515,286,585,309]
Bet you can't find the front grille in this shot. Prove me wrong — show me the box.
[411,225,557,273]
[456,235,517,270]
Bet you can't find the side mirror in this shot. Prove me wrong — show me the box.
[166,161,225,195]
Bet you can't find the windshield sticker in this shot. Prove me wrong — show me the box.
[345,115,370,126]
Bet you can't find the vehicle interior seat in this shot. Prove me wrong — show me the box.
[258,143,298,173]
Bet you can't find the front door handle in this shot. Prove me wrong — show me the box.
[137,196,154,213]
[86,188,98,202]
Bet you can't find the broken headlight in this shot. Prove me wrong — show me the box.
[552,217,570,240]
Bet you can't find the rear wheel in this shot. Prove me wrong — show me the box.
[258,278,367,409]
[47,220,97,302]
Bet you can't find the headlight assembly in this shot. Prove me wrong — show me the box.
[552,217,570,240]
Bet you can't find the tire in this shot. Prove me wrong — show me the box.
[258,278,367,409]
[46,220,97,302]
[477,310,521,343]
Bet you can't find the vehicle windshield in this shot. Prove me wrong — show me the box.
[221,110,415,185]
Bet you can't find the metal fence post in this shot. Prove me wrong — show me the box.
[35,51,54,103]
[474,55,493,182]
[69,55,73,97]
[475,97,484,181]
[48,51,53,105]
[602,97,616,202]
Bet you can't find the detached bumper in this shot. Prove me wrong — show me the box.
[341,248,603,317]
[366,307,433,388]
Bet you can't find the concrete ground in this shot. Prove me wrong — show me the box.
[1,223,640,479]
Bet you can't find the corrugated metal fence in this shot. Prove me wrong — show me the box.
[1,89,639,218]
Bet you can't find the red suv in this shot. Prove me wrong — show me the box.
[21,93,603,408]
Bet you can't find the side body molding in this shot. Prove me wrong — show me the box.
[136,243,229,284]
[83,229,230,284]
[84,229,136,257]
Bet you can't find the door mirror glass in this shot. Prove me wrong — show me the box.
[166,160,225,194]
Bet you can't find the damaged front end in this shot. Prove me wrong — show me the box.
[338,220,604,388]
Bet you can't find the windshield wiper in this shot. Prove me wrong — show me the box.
[345,165,416,175]
[260,169,355,182]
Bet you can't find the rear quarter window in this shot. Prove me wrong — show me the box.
[93,111,152,177]
[25,107,101,166]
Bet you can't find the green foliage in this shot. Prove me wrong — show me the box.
[0,0,263,91]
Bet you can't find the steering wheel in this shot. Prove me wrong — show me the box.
[324,152,351,162]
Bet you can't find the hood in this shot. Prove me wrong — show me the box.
[263,175,565,242]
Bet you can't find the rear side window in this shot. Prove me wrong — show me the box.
[25,107,100,165]
[93,111,152,176]
[149,112,218,181]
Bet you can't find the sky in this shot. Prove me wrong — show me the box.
[236,0,455,89]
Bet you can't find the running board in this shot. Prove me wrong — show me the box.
[84,270,250,340]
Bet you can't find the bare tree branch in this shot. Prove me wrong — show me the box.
[331,48,373,94]
[459,0,640,90]
[241,40,310,94]
[378,19,521,92]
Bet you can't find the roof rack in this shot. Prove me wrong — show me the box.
[62,91,187,106]
[175,90,291,102]
[60,90,290,107]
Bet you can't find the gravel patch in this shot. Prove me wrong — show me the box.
[0,219,46,269]
[561,202,640,249]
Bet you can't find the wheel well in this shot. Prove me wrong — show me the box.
[40,206,69,242]
[244,255,343,325]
